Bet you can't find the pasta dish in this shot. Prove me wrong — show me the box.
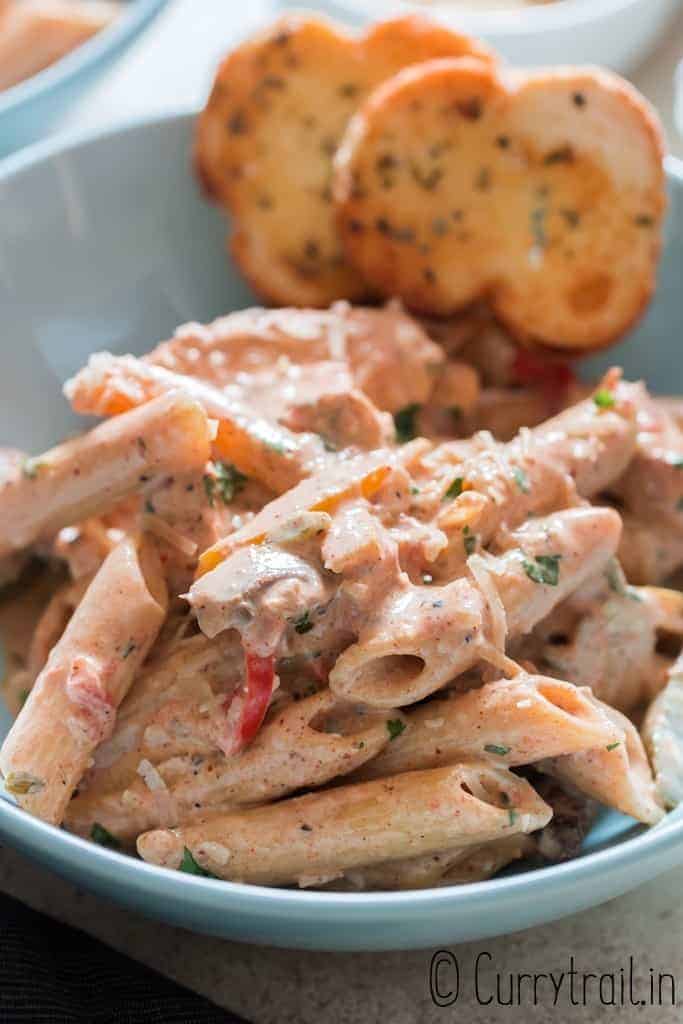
[0,0,119,93]
[1,303,680,889]
[0,13,679,892]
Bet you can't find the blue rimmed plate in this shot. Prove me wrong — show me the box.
[0,112,682,951]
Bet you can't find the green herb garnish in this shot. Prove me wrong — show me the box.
[593,389,615,410]
[179,847,217,878]
[463,526,476,557]
[204,461,248,506]
[121,640,136,659]
[508,809,518,827]
[21,458,42,479]
[605,558,642,602]
[484,743,510,757]
[444,477,464,501]
[394,404,420,444]
[606,742,621,752]
[144,499,155,515]
[293,610,314,634]
[523,554,561,586]
[512,466,530,494]
[91,823,121,850]
[387,719,406,741]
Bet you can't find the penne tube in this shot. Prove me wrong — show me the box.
[530,584,664,713]
[617,515,683,585]
[136,761,552,886]
[530,372,640,499]
[336,834,535,890]
[65,353,325,494]
[426,375,637,580]
[0,0,119,92]
[642,651,683,809]
[65,690,403,845]
[0,391,211,559]
[353,674,621,781]
[0,535,167,825]
[329,506,621,706]
[194,449,393,575]
[80,632,242,795]
[540,704,664,825]
[142,303,445,414]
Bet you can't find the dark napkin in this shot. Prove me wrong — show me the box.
[0,891,247,1023]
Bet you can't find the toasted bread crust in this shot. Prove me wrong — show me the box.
[194,14,494,308]
[334,59,666,351]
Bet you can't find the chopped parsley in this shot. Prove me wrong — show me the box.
[523,554,561,586]
[21,458,42,479]
[605,558,642,602]
[121,640,136,659]
[512,466,530,494]
[204,461,248,506]
[387,719,406,741]
[484,743,510,757]
[264,439,286,454]
[508,809,518,827]
[606,741,621,752]
[410,485,421,496]
[394,404,420,444]
[144,499,155,515]
[593,388,615,410]
[444,477,464,501]
[179,847,217,878]
[293,610,314,634]
[463,526,476,556]
[91,823,121,850]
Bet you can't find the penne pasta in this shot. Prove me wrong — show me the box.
[353,674,620,781]
[137,761,552,886]
[0,391,211,559]
[336,834,535,890]
[65,689,403,844]
[540,704,664,825]
[329,506,621,706]
[642,651,683,809]
[0,535,167,824]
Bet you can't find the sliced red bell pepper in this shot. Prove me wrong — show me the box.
[221,650,275,756]
[513,348,576,403]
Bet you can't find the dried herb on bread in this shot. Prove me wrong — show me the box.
[333,59,666,351]
[194,14,494,307]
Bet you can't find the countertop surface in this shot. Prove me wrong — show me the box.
[3,3,683,1022]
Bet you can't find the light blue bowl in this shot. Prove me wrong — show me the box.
[0,112,682,951]
[0,0,169,157]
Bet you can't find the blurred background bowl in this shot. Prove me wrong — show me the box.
[284,0,683,74]
[0,0,169,158]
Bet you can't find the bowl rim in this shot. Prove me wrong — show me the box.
[320,0,682,35]
[1,107,683,918]
[0,0,170,118]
